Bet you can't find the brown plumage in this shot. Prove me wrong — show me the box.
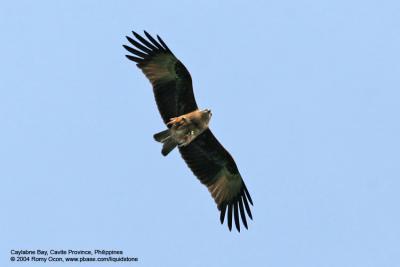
[123,31,253,232]
[153,109,212,156]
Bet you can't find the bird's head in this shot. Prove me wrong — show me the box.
[201,108,212,124]
[203,108,212,117]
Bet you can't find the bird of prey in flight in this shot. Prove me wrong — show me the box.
[123,31,253,232]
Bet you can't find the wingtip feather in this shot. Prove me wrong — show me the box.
[242,194,253,220]
[227,204,233,231]
[244,185,253,206]
[234,202,240,232]
[220,204,227,224]
[238,197,248,229]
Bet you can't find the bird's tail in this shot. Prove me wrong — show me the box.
[153,129,178,156]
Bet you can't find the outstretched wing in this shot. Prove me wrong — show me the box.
[179,129,254,232]
[123,31,198,124]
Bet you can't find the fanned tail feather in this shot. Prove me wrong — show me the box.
[153,129,177,156]
[153,129,170,142]
[161,139,177,156]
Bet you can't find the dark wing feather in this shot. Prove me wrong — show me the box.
[179,129,254,232]
[124,31,198,124]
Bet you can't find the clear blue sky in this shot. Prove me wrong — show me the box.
[1,0,399,266]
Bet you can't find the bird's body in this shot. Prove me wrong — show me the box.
[169,109,212,145]
[124,31,253,232]
[153,109,212,155]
